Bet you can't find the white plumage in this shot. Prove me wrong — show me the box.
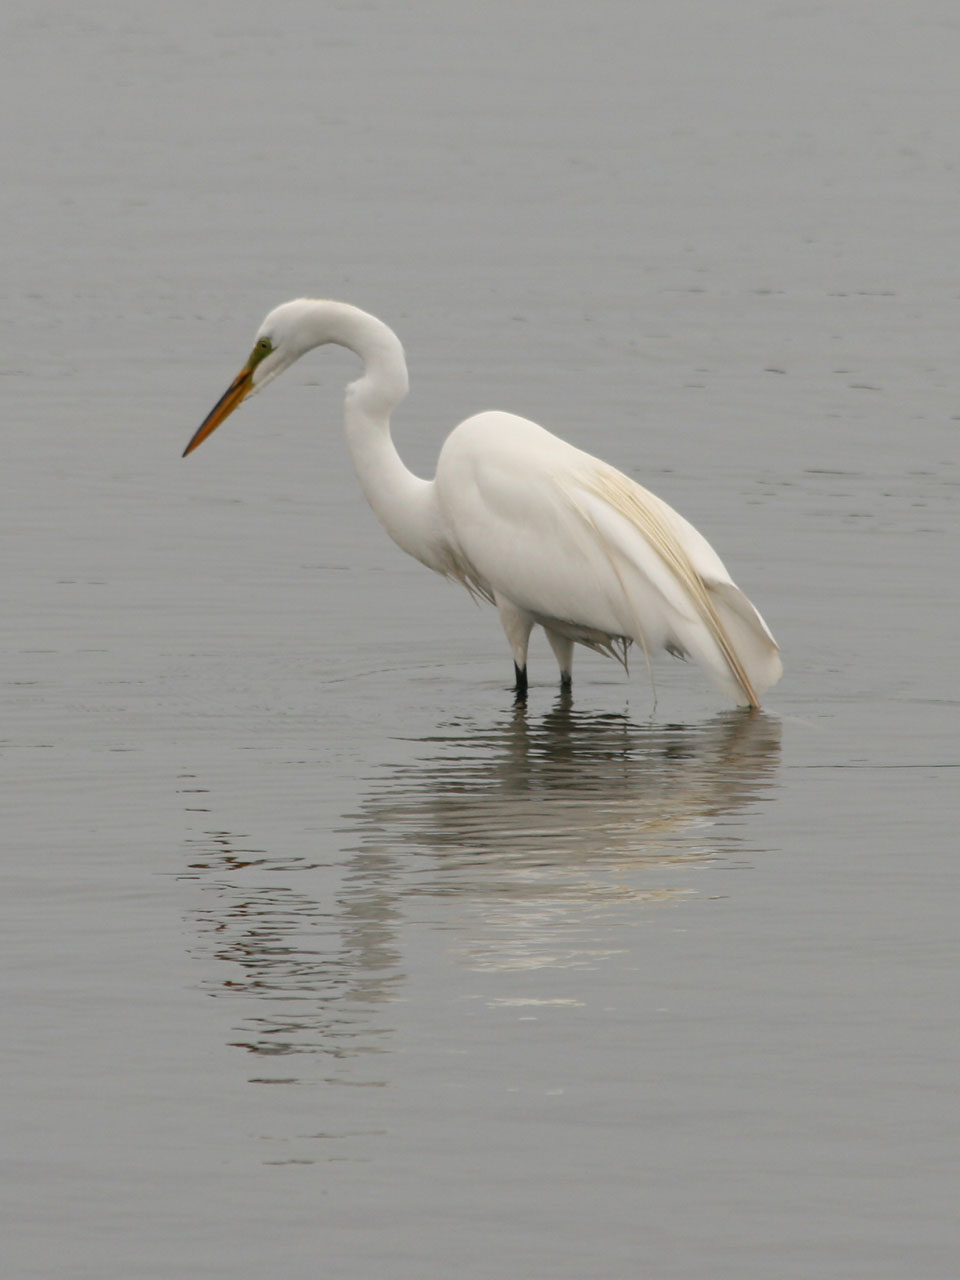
[184,299,781,707]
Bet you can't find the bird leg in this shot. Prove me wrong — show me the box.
[514,663,528,700]
[545,627,574,691]
[497,595,533,701]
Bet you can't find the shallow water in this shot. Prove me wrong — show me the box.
[2,2,958,1276]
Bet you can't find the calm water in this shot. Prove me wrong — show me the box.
[3,2,957,1276]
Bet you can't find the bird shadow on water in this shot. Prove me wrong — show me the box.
[180,702,781,1074]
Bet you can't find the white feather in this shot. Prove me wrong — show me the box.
[435,412,781,707]
[187,301,783,707]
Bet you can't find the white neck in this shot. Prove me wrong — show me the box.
[298,301,445,571]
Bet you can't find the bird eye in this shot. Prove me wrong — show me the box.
[258,338,271,351]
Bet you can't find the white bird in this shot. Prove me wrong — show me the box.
[184,300,782,707]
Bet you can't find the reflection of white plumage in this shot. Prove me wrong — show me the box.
[184,299,782,706]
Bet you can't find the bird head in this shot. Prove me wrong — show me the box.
[182,300,317,457]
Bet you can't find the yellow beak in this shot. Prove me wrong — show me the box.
[183,361,256,457]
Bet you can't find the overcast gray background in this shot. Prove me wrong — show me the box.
[2,2,957,1277]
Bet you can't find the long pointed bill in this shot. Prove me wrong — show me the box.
[183,363,255,457]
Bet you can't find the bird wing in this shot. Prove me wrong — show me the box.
[565,467,782,707]
[435,412,781,705]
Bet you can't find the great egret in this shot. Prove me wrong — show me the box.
[183,300,782,707]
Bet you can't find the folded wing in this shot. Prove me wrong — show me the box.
[436,412,782,707]
[567,467,782,707]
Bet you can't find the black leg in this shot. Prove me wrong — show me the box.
[559,670,572,690]
[514,662,528,700]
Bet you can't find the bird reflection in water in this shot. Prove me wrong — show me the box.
[353,701,781,973]
[182,701,780,1071]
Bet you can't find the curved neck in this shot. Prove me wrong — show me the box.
[306,302,442,570]
[318,302,410,414]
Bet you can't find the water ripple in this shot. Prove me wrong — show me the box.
[183,703,780,1067]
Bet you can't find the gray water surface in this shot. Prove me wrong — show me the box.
[2,2,958,1277]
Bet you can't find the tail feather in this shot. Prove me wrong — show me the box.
[569,470,782,708]
[702,580,783,705]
